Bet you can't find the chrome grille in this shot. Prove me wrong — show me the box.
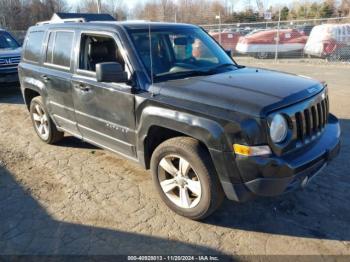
[295,95,329,141]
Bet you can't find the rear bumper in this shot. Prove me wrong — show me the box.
[218,114,341,202]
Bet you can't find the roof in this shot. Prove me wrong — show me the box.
[52,13,116,22]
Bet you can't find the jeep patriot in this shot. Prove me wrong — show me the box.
[19,21,341,219]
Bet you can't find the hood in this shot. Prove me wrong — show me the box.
[154,67,324,117]
[0,47,22,57]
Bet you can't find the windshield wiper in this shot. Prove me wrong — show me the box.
[153,63,242,82]
[154,70,208,81]
[203,63,237,74]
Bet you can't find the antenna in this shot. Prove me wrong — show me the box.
[148,23,154,93]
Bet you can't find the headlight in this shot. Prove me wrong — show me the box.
[269,114,288,143]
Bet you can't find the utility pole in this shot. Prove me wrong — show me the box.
[216,12,222,45]
[274,6,281,62]
[97,0,102,14]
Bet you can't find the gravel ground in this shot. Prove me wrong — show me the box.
[0,60,349,258]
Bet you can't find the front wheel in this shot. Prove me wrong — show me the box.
[29,96,64,144]
[255,51,270,59]
[150,137,224,220]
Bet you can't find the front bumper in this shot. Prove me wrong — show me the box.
[215,114,341,202]
[0,68,19,86]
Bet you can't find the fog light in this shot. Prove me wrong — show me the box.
[233,144,271,156]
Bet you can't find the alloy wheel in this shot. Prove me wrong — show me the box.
[32,103,50,140]
[158,155,202,209]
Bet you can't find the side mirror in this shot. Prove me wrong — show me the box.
[96,62,128,83]
[225,49,232,57]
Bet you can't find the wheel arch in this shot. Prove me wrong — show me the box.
[23,88,42,110]
[137,106,226,169]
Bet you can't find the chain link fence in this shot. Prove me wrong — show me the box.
[5,18,350,64]
[201,17,350,63]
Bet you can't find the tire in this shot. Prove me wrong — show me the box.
[255,52,270,59]
[150,137,224,220]
[326,50,341,62]
[29,96,64,144]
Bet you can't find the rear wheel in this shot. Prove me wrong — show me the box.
[29,96,64,144]
[326,50,341,62]
[151,137,224,220]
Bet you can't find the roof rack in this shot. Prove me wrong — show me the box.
[36,18,86,26]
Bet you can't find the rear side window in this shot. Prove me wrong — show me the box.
[24,31,44,63]
[45,31,74,68]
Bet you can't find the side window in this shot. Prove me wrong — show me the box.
[24,31,44,63]
[79,34,125,72]
[45,31,74,68]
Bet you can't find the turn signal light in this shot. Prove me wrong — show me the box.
[233,144,271,156]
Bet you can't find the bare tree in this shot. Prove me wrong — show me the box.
[80,0,99,13]
[339,0,350,16]
[104,0,128,20]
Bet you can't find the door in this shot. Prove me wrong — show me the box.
[71,31,137,159]
[41,30,80,136]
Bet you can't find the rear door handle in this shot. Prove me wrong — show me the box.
[41,75,50,82]
[74,83,90,92]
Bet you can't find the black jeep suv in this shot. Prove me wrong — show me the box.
[19,21,341,219]
[0,29,21,88]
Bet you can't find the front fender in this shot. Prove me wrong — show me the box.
[137,105,244,196]
[137,106,226,152]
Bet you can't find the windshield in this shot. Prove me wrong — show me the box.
[127,27,237,81]
[0,31,20,49]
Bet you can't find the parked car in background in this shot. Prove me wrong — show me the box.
[0,29,21,88]
[236,28,308,59]
[296,25,315,36]
[222,28,235,33]
[209,31,241,53]
[304,23,350,62]
[208,29,220,34]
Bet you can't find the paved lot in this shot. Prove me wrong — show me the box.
[0,60,350,257]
